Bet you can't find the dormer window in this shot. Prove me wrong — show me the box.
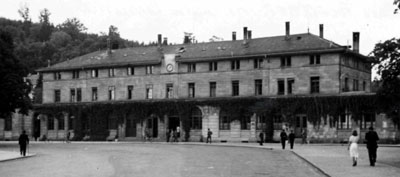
[280,56,291,67]
[91,69,98,78]
[188,63,196,73]
[54,72,61,80]
[108,68,115,77]
[310,55,321,65]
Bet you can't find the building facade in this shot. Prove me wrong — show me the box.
[23,23,398,143]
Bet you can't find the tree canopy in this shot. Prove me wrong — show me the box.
[0,29,32,117]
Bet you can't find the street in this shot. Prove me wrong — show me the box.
[0,142,324,177]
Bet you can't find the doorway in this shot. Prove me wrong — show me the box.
[295,115,307,137]
[33,114,41,141]
[168,116,180,131]
[126,117,137,137]
[146,117,158,138]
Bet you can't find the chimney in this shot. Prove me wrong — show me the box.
[243,27,248,40]
[163,37,168,45]
[285,21,290,37]
[319,24,324,38]
[248,30,252,39]
[158,34,162,46]
[353,32,360,53]
[107,37,111,54]
[232,31,236,41]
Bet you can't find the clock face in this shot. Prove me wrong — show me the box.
[166,64,173,72]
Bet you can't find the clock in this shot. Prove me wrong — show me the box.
[166,64,173,72]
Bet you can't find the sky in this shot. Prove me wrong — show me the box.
[1,0,399,77]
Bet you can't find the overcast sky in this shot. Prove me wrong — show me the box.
[1,0,399,57]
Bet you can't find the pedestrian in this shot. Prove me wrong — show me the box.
[348,130,359,166]
[288,130,295,149]
[259,131,264,146]
[365,126,380,166]
[66,130,71,143]
[280,129,288,149]
[166,129,171,143]
[176,126,181,140]
[301,128,307,144]
[18,130,29,156]
[172,130,178,142]
[206,128,213,144]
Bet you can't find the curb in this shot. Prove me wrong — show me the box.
[291,151,331,177]
[0,154,36,163]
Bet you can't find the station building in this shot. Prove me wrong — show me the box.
[8,22,397,143]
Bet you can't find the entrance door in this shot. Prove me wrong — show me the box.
[126,117,137,137]
[33,114,41,140]
[295,116,307,137]
[168,116,180,132]
[146,117,158,138]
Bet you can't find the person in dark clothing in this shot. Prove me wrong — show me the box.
[18,131,29,156]
[206,128,213,144]
[280,129,288,149]
[288,130,295,149]
[166,129,171,142]
[259,132,264,146]
[365,126,380,166]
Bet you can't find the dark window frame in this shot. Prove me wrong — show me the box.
[92,87,98,101]
[232,80,239,96]
[255,79,262,96]
[55,89,61,103]
[127,85,134,100]
[166,83,173,98]
[310,76,320,94]
[277,79,285,95]
[210,82,216,97]
[188,83,195,98]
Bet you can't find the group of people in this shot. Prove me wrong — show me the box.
[166,127,181,143]
[348,127,380,167]
[279,129,296,149]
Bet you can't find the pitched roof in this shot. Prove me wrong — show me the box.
[37,33,364,72]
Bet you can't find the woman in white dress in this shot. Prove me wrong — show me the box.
[348,130,359,166]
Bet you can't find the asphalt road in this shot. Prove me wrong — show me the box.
[0,142,325,177]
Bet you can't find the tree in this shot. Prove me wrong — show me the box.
[371,38,400,126]
[0,30,32,117]
[57,18,87,40]
[395,0,400,14]
[38,8,53,41]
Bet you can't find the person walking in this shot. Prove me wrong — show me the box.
[259,131,264,146]
[365,126,380,166]
[206,128,213,144]
[66,130,71,143]
[301,128,307,144]
[18,130,29,156]
[288,130,295,149]
[280,129,288,149]
[348,130,359,166]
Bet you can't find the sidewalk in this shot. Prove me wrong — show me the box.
[0,150,35,162]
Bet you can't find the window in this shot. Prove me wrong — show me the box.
[255,79,262,96]
[338,113,352,129]
[91,69,98,78]
[362,81,366,91]
[4,115,12,131]
[58,116,65,130]
[127,66,134,76]
[54,72,61,80]
[344,77,349,92]
[231,60,240,70]
[189,108,202,130]
[146,85,153,99]
[254,58,263,69]
[70,89,75,102]
[166,84,173,98]
[232,80,239,96]
[210,82,216,97]
[241,116,251,130]
[273,115,283,130]
[76,88,82,102]
[127,85,134,99]
[48,116,54,130]
[310,77,320,94]
[146,65,154,74]
[54,89,61,102]
[108,68,115,77]
[219,112,231,130]
[209,62,218,71]
[72,70,79,79]
[92,87,98,101]
[280,56,291,67]
[287,78,295,95]
[108,86,115,100]
[353,79,359,91]
[277,79,285,95]
[188,83,195,98]
[309,55,321,65]
[361,113,375,129]
[188,63,196,73]
[256,115,266,130]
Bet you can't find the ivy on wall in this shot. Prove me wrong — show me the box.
[34,94,378,140]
